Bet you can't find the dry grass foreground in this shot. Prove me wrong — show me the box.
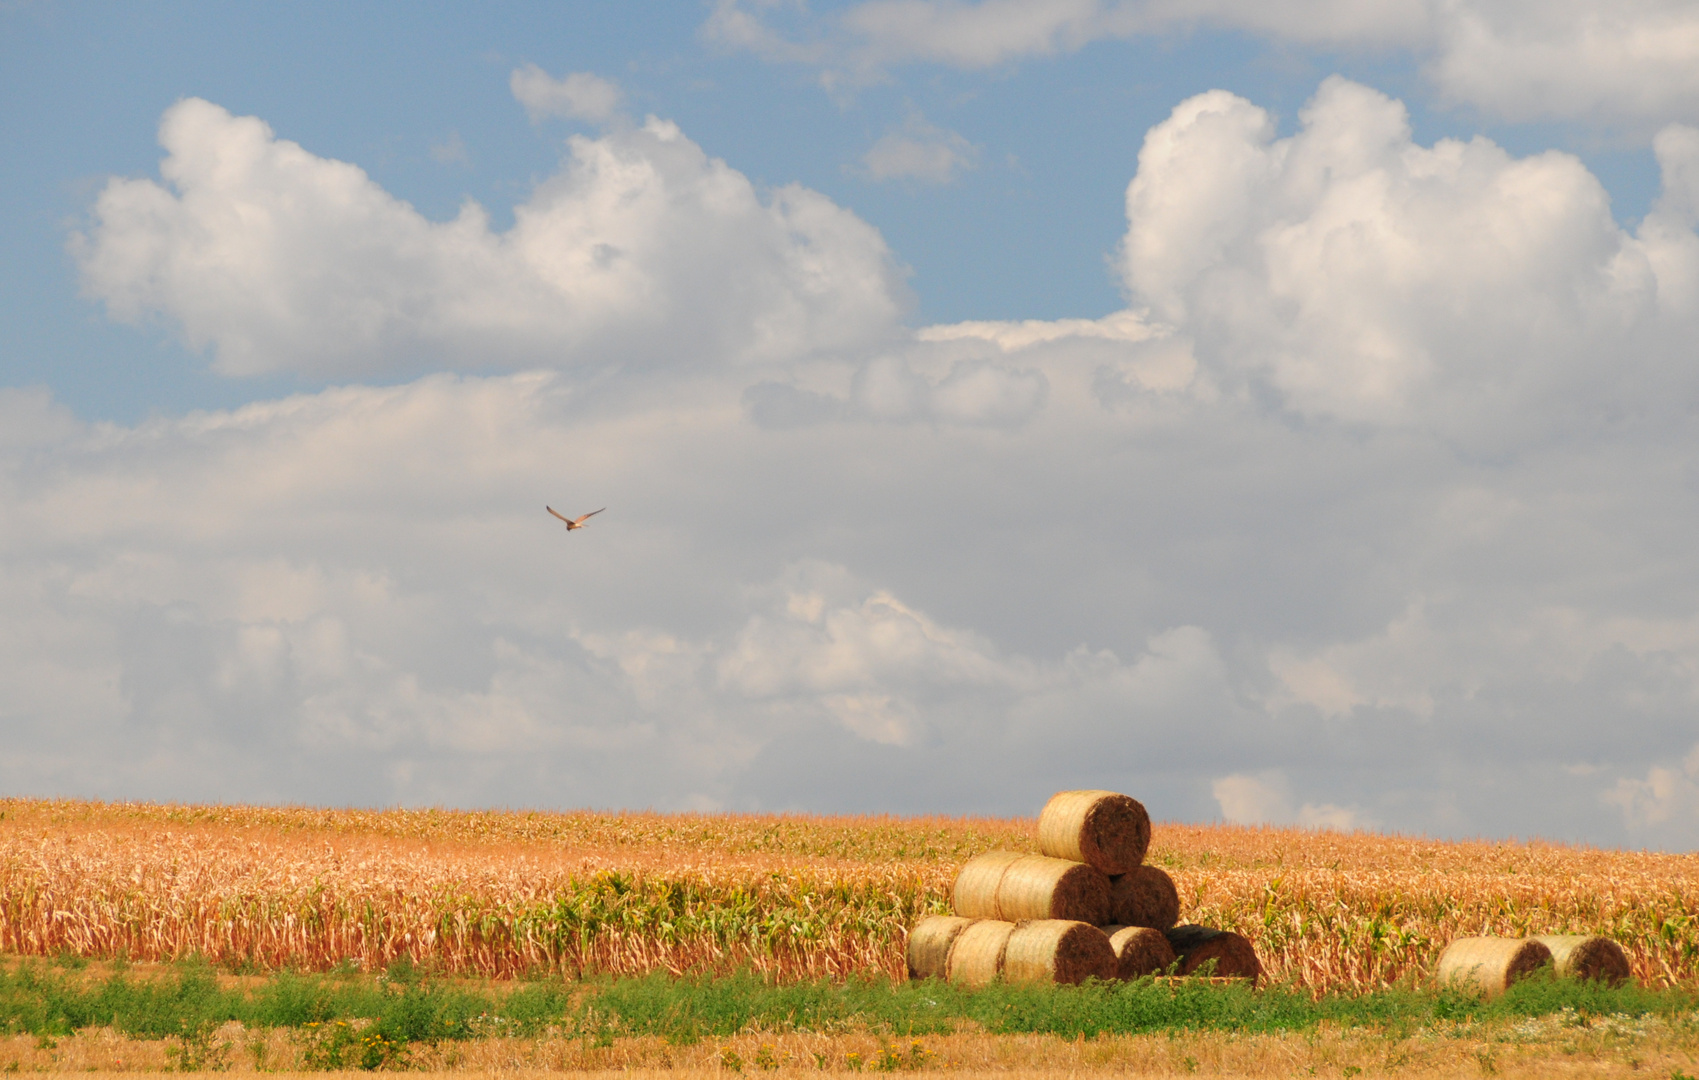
[6,1020,1699,1078]
[1,798,1696,993]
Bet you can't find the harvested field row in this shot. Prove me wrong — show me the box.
[2,800,1696,993]
[7,1021,1699,1078]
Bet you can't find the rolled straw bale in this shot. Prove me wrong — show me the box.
[907,915,978,981]
[947,919,1015,988]
[1108,865,1180,929]
[999,854,1112,923]
[1436,937,1552,996]
[952,852,1111,924]
[1102,924,1177,978]
[1004,920,1118,985]
[951,851,1025,918]
[1531,935,1631,985]
[1163,925,1262,984]
[1037,790,1151,874]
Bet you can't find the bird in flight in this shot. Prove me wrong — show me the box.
[547,506,605,531]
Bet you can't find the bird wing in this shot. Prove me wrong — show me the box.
[546,506,571,523]
[576,508,607,524]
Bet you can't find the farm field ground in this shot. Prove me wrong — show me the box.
[2,955,1697,1078]
[2,798,1698,1076]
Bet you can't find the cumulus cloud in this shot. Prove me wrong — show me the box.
[707,0,1699,127]
[509,65,624,123]
[1119,77,1699,436]
[71,99,908,378]
[860,114,979,184]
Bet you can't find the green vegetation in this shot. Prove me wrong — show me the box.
[0,959,1691,1051]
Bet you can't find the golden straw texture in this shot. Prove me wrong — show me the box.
[906,915,976,980]
[952,853,1110,924]
[950,852,1025,920]
[1003,920,1117,985]
[1531,935,1631,984]
[945,920,1014,987]
[1436,937,1553,995]
[1103,924,1177,978]
[1037,791,1151,874]
[1108,865,1179,929]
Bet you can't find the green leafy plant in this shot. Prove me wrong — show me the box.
[165,1019,228,1072]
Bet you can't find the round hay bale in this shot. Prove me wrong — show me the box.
[1531,935,1631,985]
[953,852,1110,923]
[1436,937,1552,996]
[1103,924,1177,978]
[996,854,1112,923]
[1163,925,1262,984]
[951,851,1025,919]
[907,915,978,981]
[1109,865,1180,929]
[1037,790,1152,874]
[1004,920,1117,985]
[947,919,1015,988]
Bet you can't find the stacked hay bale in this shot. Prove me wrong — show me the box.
[907,789,1264,987]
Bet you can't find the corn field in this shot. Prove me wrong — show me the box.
[1,798,1694,994]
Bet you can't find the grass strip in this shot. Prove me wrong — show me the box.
[1,958,1691,1049]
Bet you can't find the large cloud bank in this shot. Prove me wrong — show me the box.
[23,78,1699,847]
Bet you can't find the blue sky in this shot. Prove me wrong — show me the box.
[5,1,1666,420]
[5,1,1699,847]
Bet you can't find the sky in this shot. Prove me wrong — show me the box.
[4,1,1699,849]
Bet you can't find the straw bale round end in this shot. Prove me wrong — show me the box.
[907,915,978,981]
[1109,865,1180,930]
[1532,935,1631,985]
[1103,924,1177,978]
[1163,925,1262,984]
[951,851,1026,920]
[995,854,1111,924]
[1004,920,1117,985]
[1037,790,1152,874]
[947,919,1015,988]
[1436,937,1552,996]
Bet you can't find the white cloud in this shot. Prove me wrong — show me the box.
[1212,772,1370,832]
[0,374,1248,809]
[708,0,1699,128]
[71,99,908,379]
[35,81,1699,845]
[509,65,623,122]
[744,348,1050,428]
[1428,2,1699,127]
[1605,745,1699,840]
[1119,77,1699,435]
[860,114,979,184]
